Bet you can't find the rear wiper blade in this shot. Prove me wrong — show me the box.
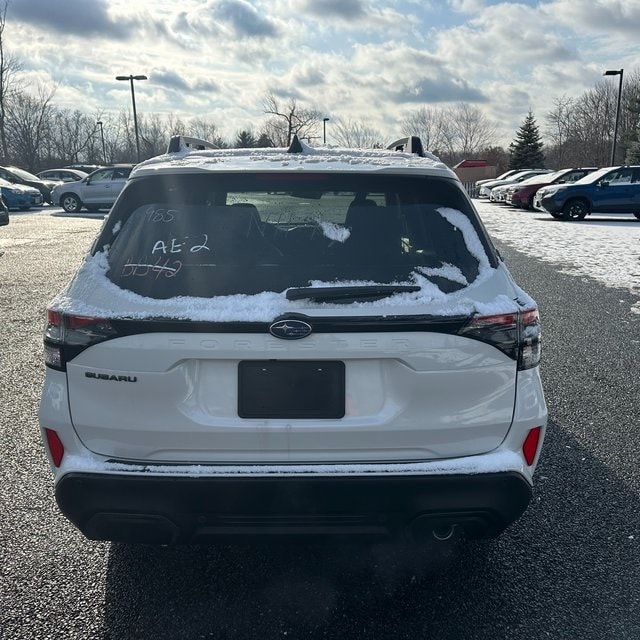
[286,285,420,302]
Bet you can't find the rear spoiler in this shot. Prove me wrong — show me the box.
[167,135,219,154]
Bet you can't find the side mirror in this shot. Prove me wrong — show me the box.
[599,180,609,188]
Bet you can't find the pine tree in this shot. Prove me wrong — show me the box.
[256,133,273,148]
[509,111,545,169]
[235,130,257,148]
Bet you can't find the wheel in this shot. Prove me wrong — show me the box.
[61,193,82,213]
[562,199,588,220]
[525,196,534,210]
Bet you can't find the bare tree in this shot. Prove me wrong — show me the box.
[571,81,617,166]
[545,95,575,167]
[401,103,497,164]
[0,1,22,160]
[261,92,321,146]
[330,117,383,148]
[401,106,447,152]
[44,108,100,165]
[619,68,640,163]
[139,113,172,158]
[186,117,227,148]
[6,84,56,170]
[448,103,497,157]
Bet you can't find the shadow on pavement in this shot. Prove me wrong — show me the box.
[102,422,639,640]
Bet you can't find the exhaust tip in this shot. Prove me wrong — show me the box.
[432,524,457,541]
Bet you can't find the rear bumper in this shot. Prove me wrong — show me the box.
[55,470,532,544]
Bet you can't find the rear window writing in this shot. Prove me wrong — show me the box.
[102,174,489,300]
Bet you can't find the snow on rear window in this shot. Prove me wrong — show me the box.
[52,174,522,321]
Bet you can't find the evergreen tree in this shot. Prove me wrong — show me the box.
[235,130,257,148]
[256,133,273,148]
[509,111,545,169]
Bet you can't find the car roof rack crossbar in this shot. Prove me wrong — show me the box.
[167,135,219,154]
[387,136,426,157]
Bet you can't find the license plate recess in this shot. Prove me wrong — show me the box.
[238,360,345,419]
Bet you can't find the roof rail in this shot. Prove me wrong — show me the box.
[167,135,219,154]
[387,136,426,158]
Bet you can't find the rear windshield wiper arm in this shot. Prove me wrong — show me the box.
[285,285,420,302]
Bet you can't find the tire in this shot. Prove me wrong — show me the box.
[61,193,82,213]
[562,199,588,221]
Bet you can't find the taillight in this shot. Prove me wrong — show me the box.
[44,309,117,371]
[518,308,541,370]
[44,428,64,467]
[458,307,541,370]
[522,426,542,466]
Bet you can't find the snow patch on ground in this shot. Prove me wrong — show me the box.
[475,200,640,314]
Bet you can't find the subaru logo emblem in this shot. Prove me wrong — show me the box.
[269,319,313,340]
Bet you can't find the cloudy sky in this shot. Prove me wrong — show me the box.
[5,0,640,147]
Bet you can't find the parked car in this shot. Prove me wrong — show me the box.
[0,177,43,210]
[38,168,89,183]
[0,197,8,225]
[488,183,514,203]
[536,165,640,220]
[474,169,522,190]
[507,167,598,209]
[64,164,105,175]
[39,134,547,545]
[0,165,54,203]
[51,164,135,213]
[479,169,554,198]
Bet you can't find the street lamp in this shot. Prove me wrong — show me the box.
[115,74,148,162]
[96,121,106,164]
[323,117,330,144]
[604,69,623,165]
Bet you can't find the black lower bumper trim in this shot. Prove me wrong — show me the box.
[55,471,532,544]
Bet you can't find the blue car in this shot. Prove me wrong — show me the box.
[0,198,8,225]
[537,165,640,220]
[0,178,43,210]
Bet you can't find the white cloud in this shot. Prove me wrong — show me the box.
[4,0,640,147]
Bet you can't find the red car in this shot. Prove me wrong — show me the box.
[508,167,597,209]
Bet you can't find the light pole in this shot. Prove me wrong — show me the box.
[604,68,623,165]
[96,120,106,164]
[115,74,148,163]
[323,117,329,144]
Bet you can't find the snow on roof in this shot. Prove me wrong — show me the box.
[132,138,456,179]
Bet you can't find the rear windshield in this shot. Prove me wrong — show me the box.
[97,173,494,300]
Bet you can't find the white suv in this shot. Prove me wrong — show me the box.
[51,164,134,213]
[39,135,547,544]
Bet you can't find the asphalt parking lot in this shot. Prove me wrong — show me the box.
[1,208,639,639]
